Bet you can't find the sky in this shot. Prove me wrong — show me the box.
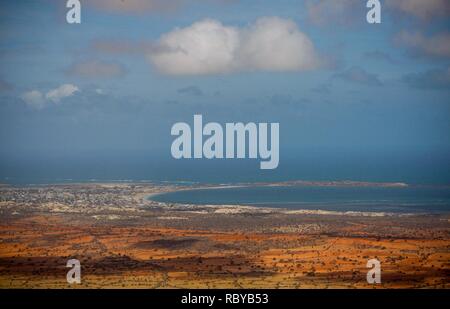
[0,0,449,184]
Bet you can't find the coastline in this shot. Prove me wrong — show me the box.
[146,180,449,217]
[0,182,449,288]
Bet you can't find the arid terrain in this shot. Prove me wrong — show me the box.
[0,183,449,288]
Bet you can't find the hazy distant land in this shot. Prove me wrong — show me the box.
[0,181,449,288]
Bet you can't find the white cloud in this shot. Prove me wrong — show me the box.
[20,90,45,108]
[239,17,320,72]
[149,19,239,75]
[386,0,450,20]
[46,84,79,103]
[21,84,79,108]
[396,31,450,59]
[147,17,321,75]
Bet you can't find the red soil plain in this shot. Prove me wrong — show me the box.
[0,183,449,288]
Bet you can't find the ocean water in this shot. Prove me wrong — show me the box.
[1,151,450,185]
[2,152,450,213]
[151,185,450,214]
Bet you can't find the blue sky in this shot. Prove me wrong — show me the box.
[0,0,449,183]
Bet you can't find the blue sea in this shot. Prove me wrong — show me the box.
[1,151,450,185]
[151,185,450,214]
[2,152,450,213]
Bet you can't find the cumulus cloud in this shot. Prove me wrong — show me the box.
[20,90,45,108]
[46,84,79,103]
[66,60,126,78]
[402,67,450,90]
[333,67,382,86]
[21,84,79,108]
[385,0,450,20]
[239,17,320,71]
[395,31,450,59]
[147,17,322,75]
[149,19,239,75]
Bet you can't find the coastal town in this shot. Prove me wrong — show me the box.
[0,182,449,288]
